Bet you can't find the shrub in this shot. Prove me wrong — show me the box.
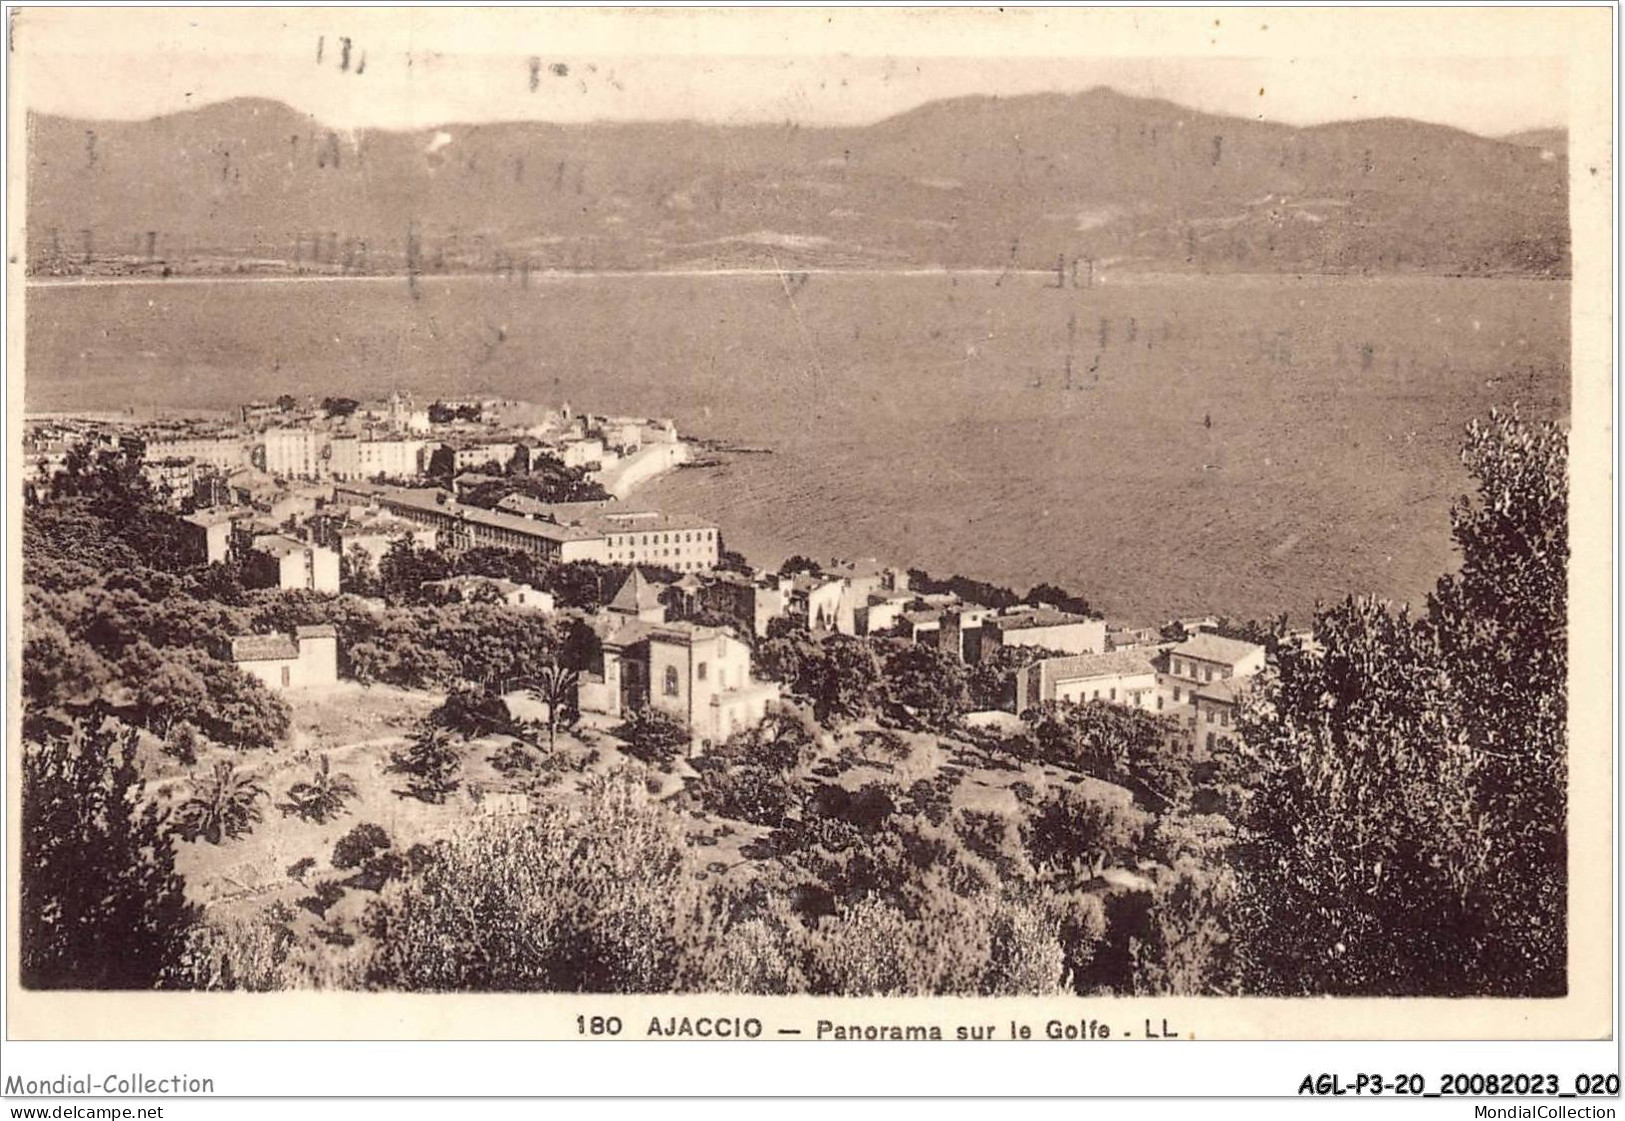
[389,726,463,803]
[615,707,692,770]
[367,772,701,992]
[22,717,198,989]
[332,823,391,870]
[299,879,347,918]
[167,904,299,991]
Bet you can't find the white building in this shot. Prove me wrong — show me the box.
[143,435,250,472]
[1015,651,1160,714]
[246,534,341,593]
[230,625,338,690]
[579,582,780,749]
[262,428,326,480]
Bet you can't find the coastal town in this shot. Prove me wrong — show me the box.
[26,357,1569,1012]
[23,392,1289,757]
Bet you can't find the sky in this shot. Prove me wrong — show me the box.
[13,8,1574,137]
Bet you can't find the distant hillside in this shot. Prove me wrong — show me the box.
[25,89,1569,278]
[1502,127,1569,158]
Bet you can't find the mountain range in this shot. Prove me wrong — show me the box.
[25,88,1569,278]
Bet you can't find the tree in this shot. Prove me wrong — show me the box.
[175,761,269,845]
[21,717,200,988]
[687,708,819,827]
[778,555,823,578]
[716,548,751,574]
[377,539,449,604]
[1231,409,1568,997]
[881,642,969,731]
[1428,408,1567,995]
[1019,701,1187,808]
[459,455,609,508]
[1131,857,1238,995]
[279,754,359,824]
[340,545,381,597]
[390,725,464,804]
[1022,582,1095,617]
[1021,783,1145,886]
[616,706,692,768]
[967,643,1054,712]
[525,662,580,750]
[1209,613,1290,656]
[803,636,884,725]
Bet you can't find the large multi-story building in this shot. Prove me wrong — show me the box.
[1190,677,1249,752]
[332,482,720,570]
[597,509,719,571]
[1159,632,1267,746]
[179,508,245,566]
[1161,632,1266,702]
[328,436,429,480]
[262,428,326,480]
[142,435,252,472]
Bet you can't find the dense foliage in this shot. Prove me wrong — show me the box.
[21,717,199,989]
[1231,409,1567,996]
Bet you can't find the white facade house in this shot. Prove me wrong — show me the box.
[230,625,338,690]
[1015,651,1160,714]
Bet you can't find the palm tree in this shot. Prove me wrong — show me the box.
[279,754,360,824]
[176,761,268,845]
[525,662,580,751]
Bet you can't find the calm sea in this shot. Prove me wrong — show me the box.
[25,271,1569,623]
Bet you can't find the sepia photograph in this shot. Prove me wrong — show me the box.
[3,5,1613,1056]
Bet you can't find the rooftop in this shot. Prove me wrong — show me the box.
[988,607,1099,631]
[1039,651,1157,683]
[341,515,422,536]
[345,483,600,543]
[1194,677,1249,704]
[582,508,716,535]
[230,634,299,662]
[1173,632,1266,665]
[422,575,525,596]
[790,572,841,593]
[347,482,713,544]
[249,533,313,558]
[182,507,246,529]
[608,569,665,616]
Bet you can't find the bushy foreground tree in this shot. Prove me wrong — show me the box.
[21,717,199,988]
[1231,409,1567,996]
[367,774,699,991]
